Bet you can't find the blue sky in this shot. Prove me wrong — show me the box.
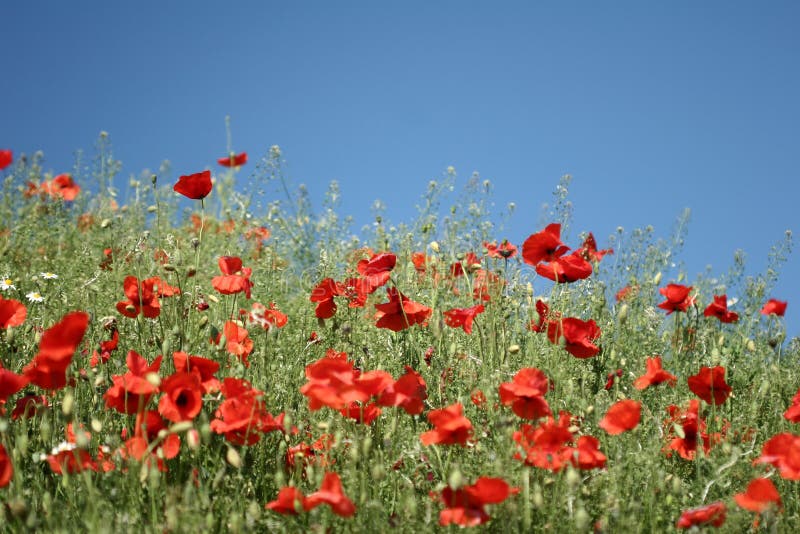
[3,1,798,335]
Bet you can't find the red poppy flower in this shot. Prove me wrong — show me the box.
[377,366,427,415]
[173,351,220,394]
[215,321,253,366]
[41,174,81,201]
[374,287,432,331]
[339,401,382,425]
[522,223,569,266]
[443,304,485,334]
[438,477,518,527]
[663,399,715,460]
[158,371,204,422]
[0,295,27,328]
[0,150,12,170]
[573,435,607,470]
[217,152,248,167]
[103,351,163,414]
[10,393,48,420]
[498,367,552,420]
[310,278,345,319]
[754,432,800,480]
[173,170,212,200]
[535,251,593,283]
[356,252,396,292]
[411,252,428,273]
[210,378,285,446]
[676,502,726,529]
[0,443,12,487]
[23,311,89,390]
[546,317,601,358]
[604,368,623,390]
[529,300,558,333]
[244,302,288,330]
[761,298,787,317]
[47,446,98,475]
[633,356,677,390]
[734,478,782,514]
[211,256,253,299]
[300,351,393,412]
[0,362,29,412]
[599,399,641,435]
[266,486,306,515]
[303,472,356,517]
[703,295,739,323]
[784,388,800,423]
[90,328,119,367]
[615,285,638,302]
[484,240,518,259]
[420,403,474,446]
[116,276,161,318]
[578,233,613,262]
[657,284,695,314]
[687,366,732,405]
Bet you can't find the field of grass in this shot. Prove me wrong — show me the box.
[0,141,797,532]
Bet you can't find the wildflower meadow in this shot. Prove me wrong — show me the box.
[0,141,797,533]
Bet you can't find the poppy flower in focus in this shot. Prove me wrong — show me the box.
[784,388,800,423]
[210,377,285,446]
[512,412,599,472]
[356,252,396,292]
[339,401,382,425]
[173,170,213,200]
[437,477,519,527]
[703,295,739,323]
[578,233,613,263]
[0,150,12,170]
[215,321,254,366]
[23,311,90,390]
[443,304,485,334]
[173,351,220,394]
[676,502,726,529]
[374,287,432,331]
[633,356,677,390]
[310,278,344,319]
[573,435,607,470]
[116,276,161,319]
[599,399,641,435]
[0,295,27,328]
[522,223,569,266]
[498,367,552,420]
[484,240,518,259]
[90,328,119,367]
[547,317,601,358]
[420,403,474,446]
[687,366,732,406]
[754,432,800,480]
[211,256,253,299]
[529,300,558,333]
[657,284,695,314]
[217,152,248,167]
[103,351,163,414]
[734,478,782,514]
[663,399,715,460]
[535,251,593,283]
[158,371,204,422]
[761,299,787,317]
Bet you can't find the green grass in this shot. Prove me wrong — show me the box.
[0,140,797,533]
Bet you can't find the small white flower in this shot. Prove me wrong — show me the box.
[0,276,15,290]
[40,272,59,280]
[26,291,44,303]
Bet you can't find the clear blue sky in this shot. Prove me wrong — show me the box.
[3,1,798,335]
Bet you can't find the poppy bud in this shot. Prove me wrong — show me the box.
[508,344,520,354]
[147,205,157,213]
[448,468,463,490]
[145,372,161,388]
[151,174,158,186]
[187,429,200,450]
[61,391,74,416]
[653,272,662,285]
[125,304,136,314]
[618,304,628,323]
[101,218,111,228]
[746,339,756,351]
[91,419,102,433]
[191,238,200,249]
[207,294,219,304]
[429,241,440,253]
[196,301,209,311]
[226,447,242,469]
[163,263,176,272]
[532,483,543,508]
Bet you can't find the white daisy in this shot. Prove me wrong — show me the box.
[0,276,15,290]
[41,272,59,280]
[26,291,44,303]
